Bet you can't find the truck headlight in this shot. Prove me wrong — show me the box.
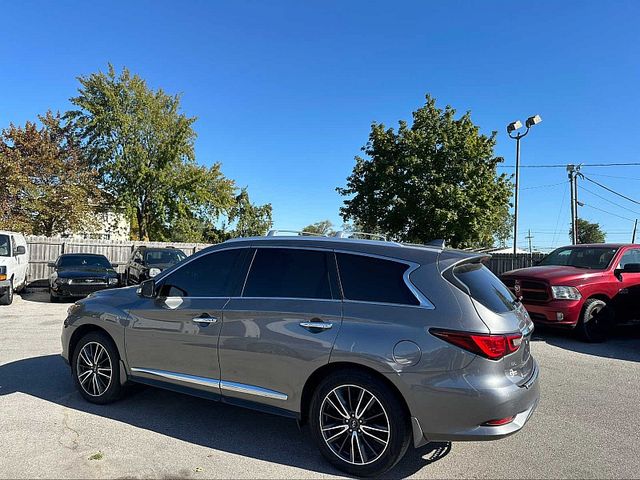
[0,265,6,281]
[149,268,161,278]
[551,286,581,300]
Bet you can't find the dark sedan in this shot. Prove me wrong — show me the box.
[49,253,119,302]
[124,246,187,285]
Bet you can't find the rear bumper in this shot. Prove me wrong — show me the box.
[393,358,540,447]
[523,300,583,327]
[0,279,11,291]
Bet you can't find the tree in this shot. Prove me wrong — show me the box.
[571,218,606,244]
[227,189,273,238]
[337,95,513,248]
[0,111,100,235]
[66,65,236,240]
[302,220,335,236]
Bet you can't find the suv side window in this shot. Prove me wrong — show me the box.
[618,248,640,269]
[158,248,246,297]
[243,248,334,299]
[336,253,419,306]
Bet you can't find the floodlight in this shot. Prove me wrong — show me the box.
[526,114,542,128]
[506,120,523,133]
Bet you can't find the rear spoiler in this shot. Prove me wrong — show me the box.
[437,250,491,274]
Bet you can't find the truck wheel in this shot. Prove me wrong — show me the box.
[578,298,612,343]
[0,281,14,305]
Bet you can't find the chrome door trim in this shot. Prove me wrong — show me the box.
[192,316,218,324]
[130,367,221,389]
[299,321,333,330]
[220,380,288,401]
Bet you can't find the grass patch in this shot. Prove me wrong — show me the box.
[88,452,104,461]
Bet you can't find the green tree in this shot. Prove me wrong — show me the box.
[228,189,273,238]
[571,218,606,244]
[302,220,335,236]
[67,64,236,240]
[337,95,513,248]
[0,111,100,235]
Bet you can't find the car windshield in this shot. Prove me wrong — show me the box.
[145,249,186,265]
[58,255,112,269]
[538,246,618,270]
[0,235,9,257]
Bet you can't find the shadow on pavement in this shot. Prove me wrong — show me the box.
[531,324,640,363]
[0,354,450,477]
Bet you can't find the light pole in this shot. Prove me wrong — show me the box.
[507,114,542,268]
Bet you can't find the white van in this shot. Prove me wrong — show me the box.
[0,231,29,305]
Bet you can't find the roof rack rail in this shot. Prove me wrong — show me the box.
[333,231,387,241]
[266,229,326,237]
[426,239,446,248]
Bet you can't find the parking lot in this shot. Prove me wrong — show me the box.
[1,291,639,479]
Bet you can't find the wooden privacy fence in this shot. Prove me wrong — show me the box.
[26,236,215,283]
[484,253,546,276]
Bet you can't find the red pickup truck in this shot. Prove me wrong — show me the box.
[501,244,640,342]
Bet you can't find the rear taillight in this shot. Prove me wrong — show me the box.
[482,416,516,426]
[431,329,523,360]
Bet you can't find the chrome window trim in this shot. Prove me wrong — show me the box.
[129,368,288,400]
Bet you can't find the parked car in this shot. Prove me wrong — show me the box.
[124,246,187,285]
[501,243,640,342]
[0,230,29,305]
[49,253,119,302]
[61,234,539,476]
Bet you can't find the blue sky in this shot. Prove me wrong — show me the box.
[2,0,639,250]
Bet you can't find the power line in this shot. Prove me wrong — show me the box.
[581,202,635,221]
[585,172,640,181]
[498,162,640,169]
[521,181,565,190]
[551,181,568,247]
[580,185,640,216]
[581,175,640,206]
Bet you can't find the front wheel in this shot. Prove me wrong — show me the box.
[72,332,122,404]
[309,371,411,477]
[0,281,14,305]
[578,298,613,343]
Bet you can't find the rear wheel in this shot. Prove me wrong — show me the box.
[0,281,14,305]
[578,298,613,343]
[72,332,122,404]
[309,370,411,477]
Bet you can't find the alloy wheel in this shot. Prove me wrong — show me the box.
[319,384,391,465]
[76,342,113,397]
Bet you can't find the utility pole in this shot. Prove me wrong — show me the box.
[633,219,638,243]
[525,229,534,266]
[567,164,581,244]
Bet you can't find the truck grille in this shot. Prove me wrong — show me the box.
[502,278,550,303]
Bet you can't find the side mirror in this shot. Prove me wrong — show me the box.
[15,246,26,255]
[138,279,156,298]
[47,261,56,268]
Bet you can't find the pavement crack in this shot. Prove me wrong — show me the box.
[57,409,80,451]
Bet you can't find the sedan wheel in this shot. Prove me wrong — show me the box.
[72,332,122,404]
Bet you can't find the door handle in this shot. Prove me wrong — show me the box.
[193,316,218,324]
[299,321,333,331]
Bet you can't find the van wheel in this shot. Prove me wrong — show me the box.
[578,298,612,343]
[0,281,14,305]
[309,371,411,477]
[72,332,122,404]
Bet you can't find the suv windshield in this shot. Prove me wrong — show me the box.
[145,249,186,265]
[58,255,112,269]
[452,262,516,314]
[538,246,618,270]
[0,235,9,257]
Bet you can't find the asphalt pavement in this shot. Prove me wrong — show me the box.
[1,291,639,479]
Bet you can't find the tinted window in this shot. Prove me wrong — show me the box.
[618,249,640,269]
[453,263,515,313]
[158,248,245,297]
[145,249,187,265]
[539,246,618,269]
[336,253,419,305]
[58,255,112,269]
[243,248,333,299]
[0,235,9,257]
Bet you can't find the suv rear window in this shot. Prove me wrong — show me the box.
[336,253,419,306]
[452,262,516,314]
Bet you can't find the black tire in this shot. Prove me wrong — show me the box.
[0,281,14,306]
[49,289,60,303]
[309,370,412,477]
[71,332,122,404]
[578,298,613,343]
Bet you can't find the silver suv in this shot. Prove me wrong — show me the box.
[61,233,539,476]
